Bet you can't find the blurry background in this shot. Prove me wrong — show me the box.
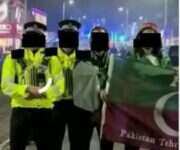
[27,0,178,49]
[0,0,177,54]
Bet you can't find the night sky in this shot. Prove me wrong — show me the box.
[27,0,178,36]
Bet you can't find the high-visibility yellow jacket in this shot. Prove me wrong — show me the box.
[55,48,76,100]
[1,48,64,108]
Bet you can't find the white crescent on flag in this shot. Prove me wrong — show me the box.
[154,92,178,137]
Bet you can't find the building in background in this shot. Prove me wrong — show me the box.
[28,7,47,25]
[0,0,26,54]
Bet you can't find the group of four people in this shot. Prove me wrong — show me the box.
[1,19,174,150]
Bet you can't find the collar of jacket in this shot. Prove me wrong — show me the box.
[58,48,76,69]
[145,55,160,66]
[91,52,109,68]
[23,48,44,66]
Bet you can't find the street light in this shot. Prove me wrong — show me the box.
[117,6,129,35]
[62,0,75,19]
[69,0,75,5]
[77,15,87,22]
[138,16,144,21]
[78,17,81,22]
[101,17,106,25]
[118,7,124,12]
[82,15,87,20]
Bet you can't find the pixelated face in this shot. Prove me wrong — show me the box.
[91,27,109,53]
[141,28,156,55]
[58,26,79,51]
[22,25,46,48]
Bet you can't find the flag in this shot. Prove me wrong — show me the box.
[103,56,178,150]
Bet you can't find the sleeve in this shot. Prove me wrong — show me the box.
[46,56,65,102]
[161,56,171,68]
[1,55,28,98]
[105,54,114,94]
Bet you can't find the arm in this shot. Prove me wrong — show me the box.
[46,56,65,102]
[1,55,28,98]
[100,54,114,101]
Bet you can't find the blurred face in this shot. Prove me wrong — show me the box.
[22,26,46,49]
[59,26,79,54]
[92,28,107,56]
[142,28,156,55]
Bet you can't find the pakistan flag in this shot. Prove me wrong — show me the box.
[103,56,178,150]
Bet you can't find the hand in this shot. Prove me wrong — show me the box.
[99,90,108,101]
[26,86,42,98]
[170,67,178,87]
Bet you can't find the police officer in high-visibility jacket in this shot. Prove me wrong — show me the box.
[1,21,64,150]
[52,19,86,150]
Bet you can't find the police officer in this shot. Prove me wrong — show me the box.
[52,19,84,150]
[1,21,64,150]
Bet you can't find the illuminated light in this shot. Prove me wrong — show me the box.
[31,8,47,25]
[139,16,144,21]
[161,30,164,37]
[82,15,87,20]
[114,33,118,42]
[87,32,91,39]
[16,24,23,34]
[0,2,8,22]
[0,24,12,33]
[35,14,47,25]
[0,38,13,47]
[110,32,114,43]
[119,35,126,42]
[15,7,23,23]
[118,7,124,12]
[69,0,75,5]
